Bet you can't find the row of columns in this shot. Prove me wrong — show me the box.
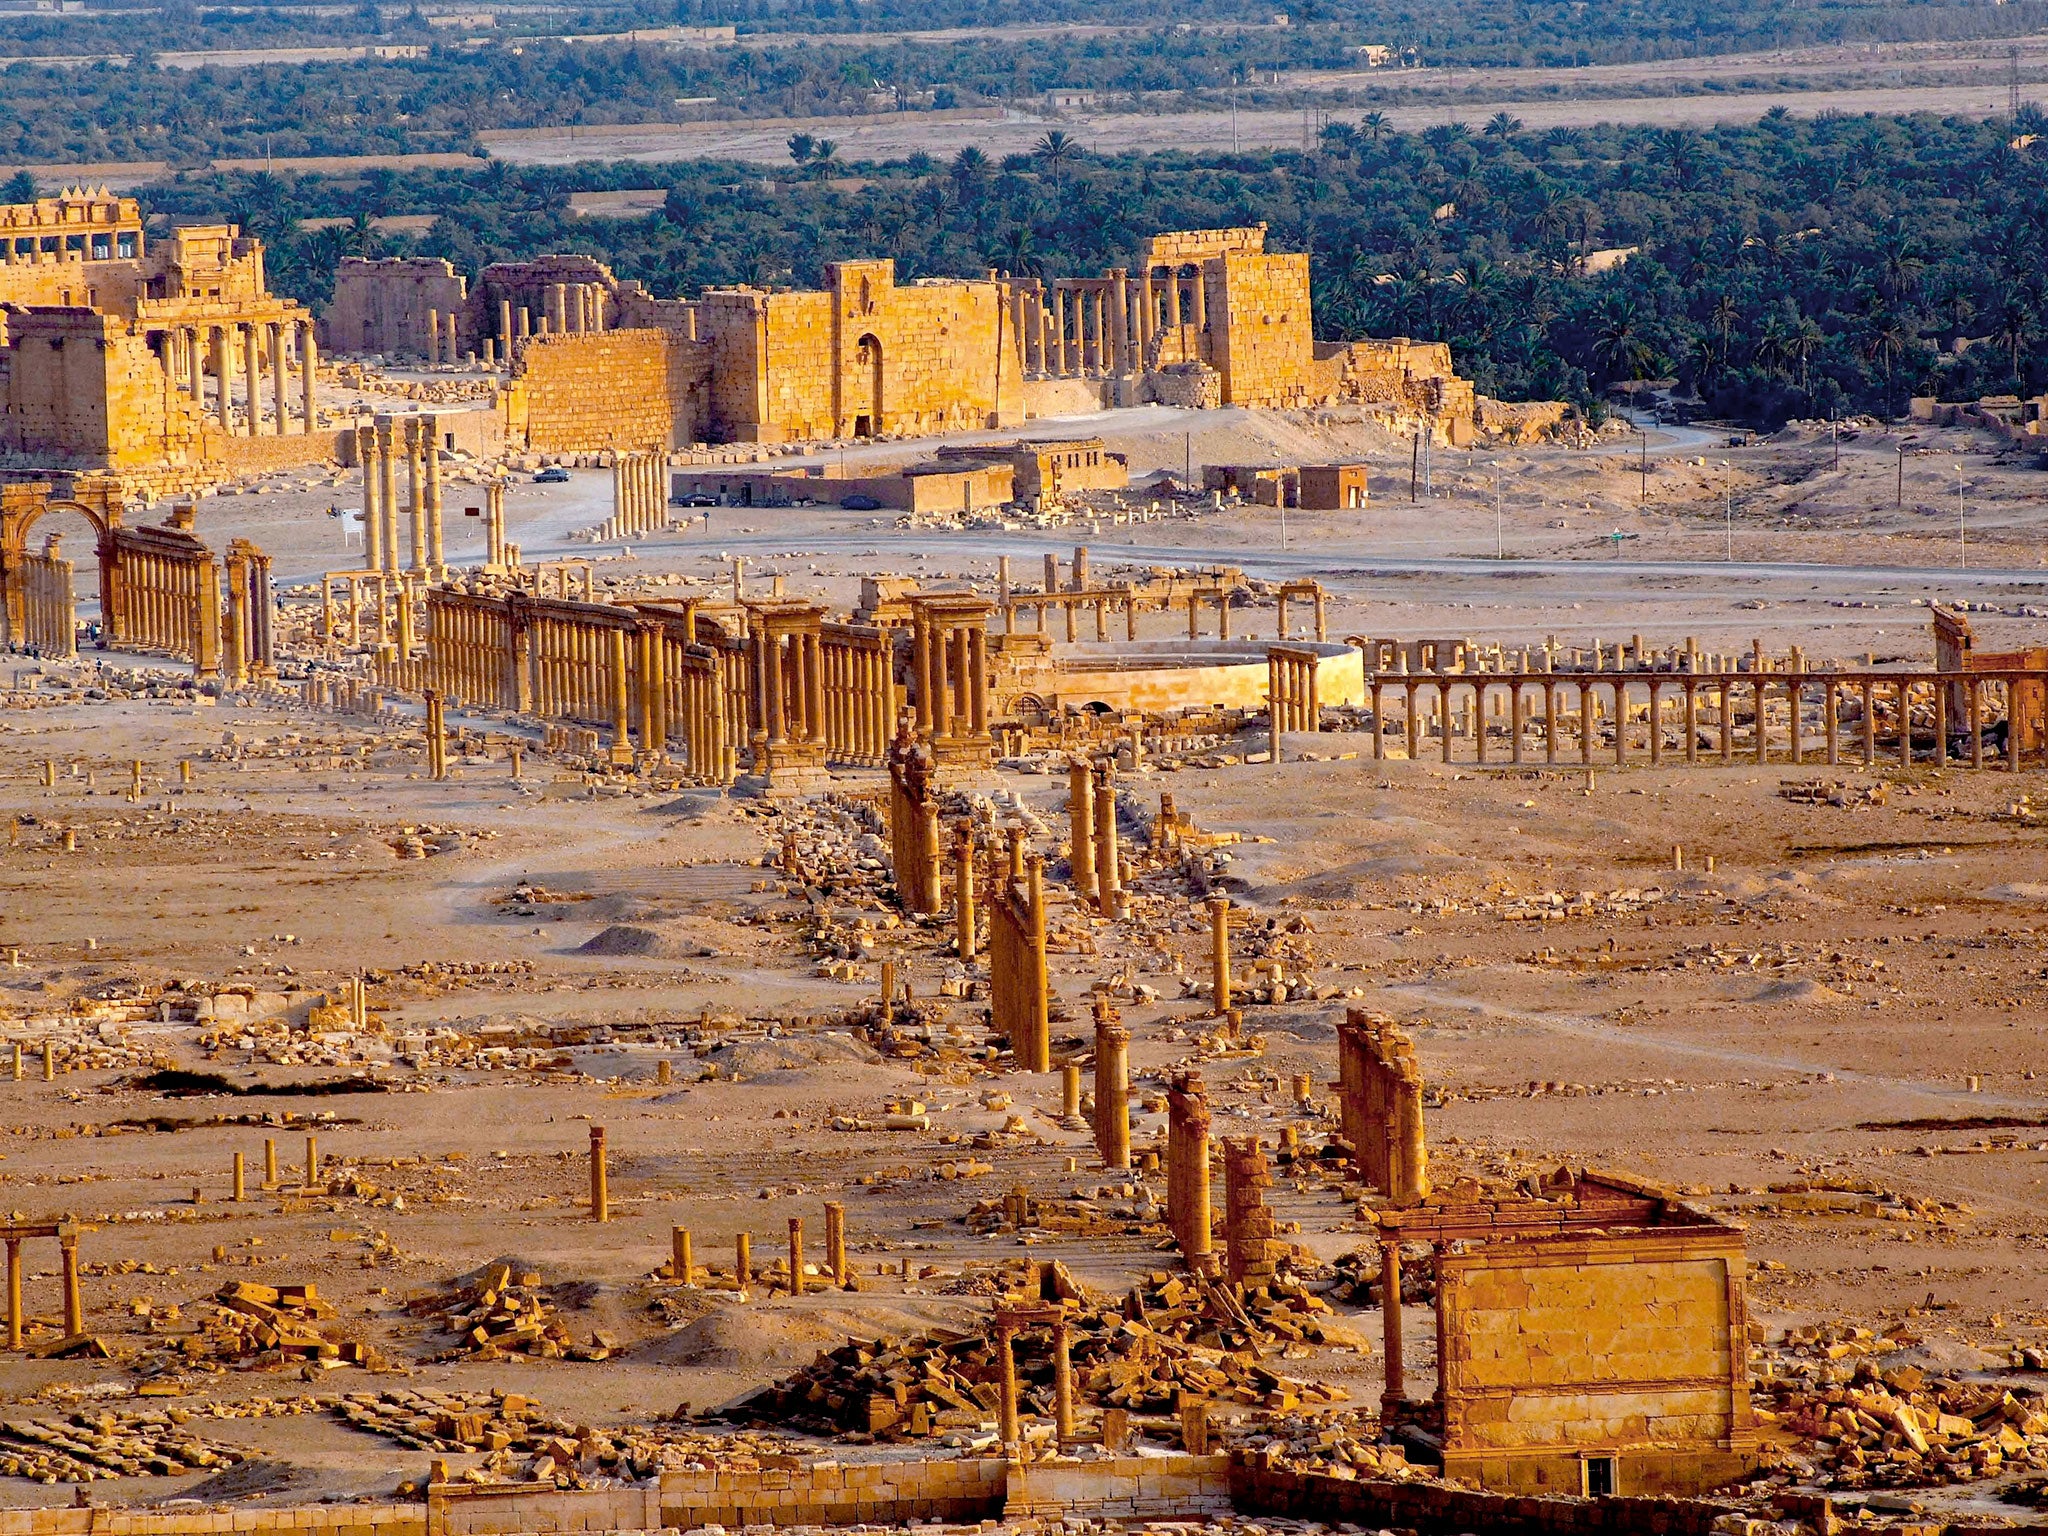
[15,541,74,658]
[909,600,992,745]
[1015,264,1209,379]
[1361,670,2045,773]
[983,830,1050,1073]
[1269,646,1321,736]
[527,615,631,748]
[3,1231,83,1350]
[117,546,222,679]
[424,596,518,710]
[1065,757,1124,918]
[749,610,829,782]
[164,317,317,436]
[1336,1008,1430,1205]
[819,631,893,766]
[421,308,461,365]
[493,283,607,352]
[604,452,669,539]
[222,539,275,689]
[357,414,444,579]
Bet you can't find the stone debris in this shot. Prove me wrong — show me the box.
[407,1263,618,1361]
[717,1266,1349,1442]
[1780,779,1890,807]
[1754,1328,2048,1490]
[0,1409,248,1482]
[197,1279,351,1363]
[331,1387,790,1484]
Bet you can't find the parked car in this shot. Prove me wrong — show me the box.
[675,492,718,507]
[534,465,571,483]
[840,493,882,510]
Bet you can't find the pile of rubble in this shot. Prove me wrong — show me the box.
[718,1268,1349,1440]
[1234,1408,1431,1480]
[1755,1330,2048,1489]
[333,1388,790,1485]
[407,1264,617,1362]
[187,1280,361,1365]
[0,1410,248,1482]
[1780,779,1889,807]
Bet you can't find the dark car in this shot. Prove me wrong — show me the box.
[534,465,571,484]
[676,492,718,507]
[841,493,882,510]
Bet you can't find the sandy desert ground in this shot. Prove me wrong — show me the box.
[1,403,2045,1517]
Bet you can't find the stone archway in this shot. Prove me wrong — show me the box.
[0,491,121,654]
[853,333,884,438]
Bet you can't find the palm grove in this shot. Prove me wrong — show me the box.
[144,106,2048,427]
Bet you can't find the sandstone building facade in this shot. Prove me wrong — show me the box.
[326,226,1477,454]
[0,189,323,487]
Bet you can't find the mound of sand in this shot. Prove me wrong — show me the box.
[1752,978,1848,1004]
[1986,883,2048,903]
[705,1034,881,1076]
[577,924,717,958]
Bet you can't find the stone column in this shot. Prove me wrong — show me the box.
[299,321,318,433]
[5,1236,20,1350]
[405,417,427,571]
[1055,286,1072,375]
[423,414,445,575]
[1167,270,1183,330]
[1209,895,1231,1014]
[1092,762,1121,917]
[1093,999,1130,1170]
[954,821,976,960]
[1053,1317,1075,1442]
[548,283,567,334]
[242,322,262,435]
[824,1201,846,1286]
[1108,269,1129,375]
[995,1315,1021,1446]
[589,1126,608,1221]
[787,1217,804,1296]
[1066,756,1096,903]
[375,418,400,575]
[359,426,382,572]
[611,626,632,753]
[60,1234,81,1336]
[1380,1242,1404,1408]
[1191,263,1207,334]
[213,326,234,429]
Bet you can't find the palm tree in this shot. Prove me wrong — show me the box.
[1991,292,2036,385]
[787,132,816,165]
[951,145,989,197]
[809,140,839,182]
[1034,130,1080,191]
[1709,290,1741,357]
[1592,299,1655,383]
[1483,111,1523,143]
[1358,110,1390,149]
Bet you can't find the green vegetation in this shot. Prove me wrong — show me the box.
[8,0,2048,163]
[141,106,2048,428]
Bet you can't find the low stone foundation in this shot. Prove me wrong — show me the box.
[1228,1460,1738,1536]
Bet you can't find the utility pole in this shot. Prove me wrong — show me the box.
[1831,412,1838,472]
[1725,488,1733,562]
[1184,431,1192,491]
[1897,441,1905,510]
[1639,428,1648,504]
[1410,431,1420,502]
